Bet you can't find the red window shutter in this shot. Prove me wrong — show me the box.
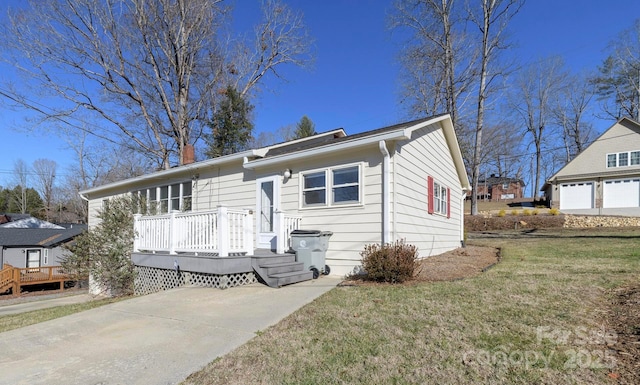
[427,176,434,214]
[447,187,451,218]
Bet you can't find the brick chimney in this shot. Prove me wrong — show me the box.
[182,144,195,165]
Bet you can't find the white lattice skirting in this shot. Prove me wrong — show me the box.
[134,266,257,295]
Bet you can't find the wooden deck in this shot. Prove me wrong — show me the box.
[0,264,73,296]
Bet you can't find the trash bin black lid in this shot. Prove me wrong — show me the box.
[291,229,322,235]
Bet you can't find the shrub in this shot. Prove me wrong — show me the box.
[549,208,560,216]
[532,209,539,215]
[522,209,532,216]
[511,209,519,216]
[62,196,137,296]
[497,209,506,217]
[360,240,418,283]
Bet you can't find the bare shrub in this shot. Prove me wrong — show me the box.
[360,240,418,283]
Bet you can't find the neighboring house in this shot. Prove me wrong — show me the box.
[0,214,87,268]
[80,114,470,292]
[474,174,525,201]
[542,117,640,216]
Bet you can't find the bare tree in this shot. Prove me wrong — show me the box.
[11,159,30,214]
[390,0,476,138]
[2,0,312,169]
[32,159,58,221]
[593,19,640,121]
[60,129,151,222]
[552,74,595,162]
[511,58,566,199]
[468,0,523,214]
[232,0,314,98]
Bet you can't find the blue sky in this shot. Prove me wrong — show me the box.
[1,0,640,185]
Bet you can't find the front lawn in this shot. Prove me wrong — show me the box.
[184,228,640,385]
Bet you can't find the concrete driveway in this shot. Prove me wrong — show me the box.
[0,278,340,385]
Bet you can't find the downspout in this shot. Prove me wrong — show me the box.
[379,141,391,244]
[461,190,468,247]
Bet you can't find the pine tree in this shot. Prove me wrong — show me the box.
[294,115,316,139]
[206,86,254,158]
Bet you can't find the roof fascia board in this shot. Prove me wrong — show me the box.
[81,149,260,197]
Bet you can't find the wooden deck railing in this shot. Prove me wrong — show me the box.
[0,265,71,295]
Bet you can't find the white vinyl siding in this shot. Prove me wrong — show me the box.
[279,152,381,276]
[395,123,462,257]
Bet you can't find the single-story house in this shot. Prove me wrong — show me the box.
[542,117,640,216]
[80,114,471,292]
[0,214,87,268]
[474,174,525,201]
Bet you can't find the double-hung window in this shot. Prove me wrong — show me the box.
[332,166,359,204]
[301,164,362,208]
[302,171,326,206]
[427,176,450,218]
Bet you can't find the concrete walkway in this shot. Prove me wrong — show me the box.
[0,278,341,385]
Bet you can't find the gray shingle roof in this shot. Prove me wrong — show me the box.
[263,115,442,158]
[0,225,87,247]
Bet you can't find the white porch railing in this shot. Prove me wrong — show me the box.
[133,206,301,256]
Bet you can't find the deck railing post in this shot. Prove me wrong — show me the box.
[243,209,254,255]
[133,214,142,252]
[217,205,229,257]
[275,210,285,254]
[169,211,178,255]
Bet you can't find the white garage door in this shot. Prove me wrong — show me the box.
[559,182,594,210]
[603,179,640,208]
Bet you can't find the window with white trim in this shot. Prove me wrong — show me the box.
[302,171,326,206]
[332,166,359,204]
[427,176,450,218]
[434,181,448,216]
[607,151,640,168]
[135,181,193,214]
[301,164,362,207]
[43,249,49,265]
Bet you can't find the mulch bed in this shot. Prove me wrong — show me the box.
[604,283,640,384]
[340,245,500,286]
[413,245,500,282]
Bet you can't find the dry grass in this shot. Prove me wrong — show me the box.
[183,228,640,385]
[0,297,125,333]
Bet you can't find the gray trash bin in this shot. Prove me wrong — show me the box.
[290,230,333,279]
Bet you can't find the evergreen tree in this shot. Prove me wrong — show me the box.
[294,115,316,139]
[62,195,136,296]
[206,86,254,158]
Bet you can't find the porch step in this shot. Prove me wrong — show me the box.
[269,271,314,286]
[260,261,306,275]
[251,254,313,288]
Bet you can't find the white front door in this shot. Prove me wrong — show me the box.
[256,175,280,250]
[26,249,41,268]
